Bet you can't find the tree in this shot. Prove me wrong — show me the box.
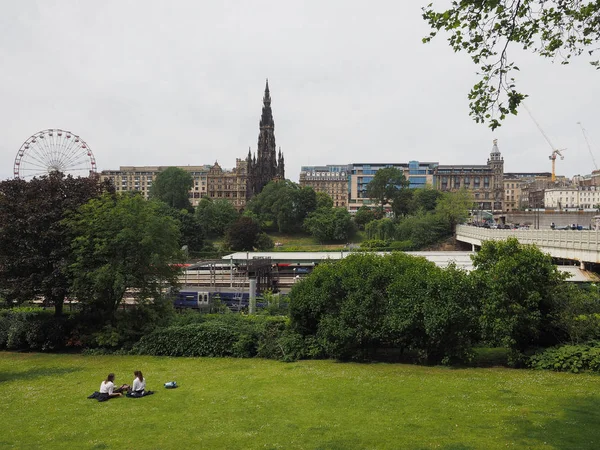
[0,173,112,315]
[315,192,334,209]
[245,181,317,233]
[423,1,600,129]
[224,217,262,251]
[395,212,451,249]
[365,167,409,215]
[255,232,275,251]
[196,197,239,237]
[289,253,478,363]
[64,193,183,319]
[412,186,442,213]
[391,188,414,218]
[168,208,205,253]
[435,189,473,233]
[303,208,356,243]
[354,205,377,230]
[471,238,567,355]
[149,167,193,210]
[365,218,396,241]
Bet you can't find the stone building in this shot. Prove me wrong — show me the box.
[299,165,350,208]
[434,140,504,211]
[246,80,285,200]
[503,172,552,211]
[99,161,248,209]
[206,158,249,210]
[545,186,600,210]
[100,165,210,207]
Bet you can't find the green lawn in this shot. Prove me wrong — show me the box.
[1,353,600,449]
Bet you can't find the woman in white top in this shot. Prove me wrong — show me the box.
[132,370,146,395]
[98,373,125,401]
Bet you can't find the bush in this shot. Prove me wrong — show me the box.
[276,331,327,362]
[132,315,290,359]
[255,232,275,251]
[529,342,600,373]
[289,253,479,363]
[0,308,71,351]
[132,322,243,357]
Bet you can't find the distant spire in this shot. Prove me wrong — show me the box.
[260,79,274,128]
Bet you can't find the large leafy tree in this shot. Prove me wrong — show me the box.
[149,167,193,210]
[471,238,567,354]
[423,1,600,129]
[0,173,112,315]
[354,205,377,230]
[435,189,473,233]
[365,167,409,215]
[412,186,442,213]
[168,208,205,253]
[196,197,239,237]
[64,193,183,319]
[289,253,478,363]
[304,207,356,243]
[245,181,317,233]
[224,217,262,251]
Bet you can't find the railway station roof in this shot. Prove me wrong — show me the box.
[221,251,600,282]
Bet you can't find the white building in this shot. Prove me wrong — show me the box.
[544,187,600,210]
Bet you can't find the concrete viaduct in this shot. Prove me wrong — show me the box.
[455,225,600,268]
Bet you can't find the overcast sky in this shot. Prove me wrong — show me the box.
[1,1,598,182]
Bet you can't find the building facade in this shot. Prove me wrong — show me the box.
[246,80,285,200]
[100,161,249,209]
[545,186,600,210]
[434,140,504,211]
[299,165,350,208]
[503,172,552,211]
[347,161,437,212]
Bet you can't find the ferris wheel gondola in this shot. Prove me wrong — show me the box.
[13,129,97,179]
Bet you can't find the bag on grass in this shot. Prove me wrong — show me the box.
[164,381,178,389]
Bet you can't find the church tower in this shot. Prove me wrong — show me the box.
[246,80,285,200]
[487,139,504,211]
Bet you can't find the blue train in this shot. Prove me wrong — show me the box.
[173,289,267,312]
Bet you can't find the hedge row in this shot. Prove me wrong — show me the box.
[131,316,294,359]
[529,341,600,373]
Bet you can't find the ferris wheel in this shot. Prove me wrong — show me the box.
[13,129,97,179]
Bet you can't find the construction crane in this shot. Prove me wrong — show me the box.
[577,122,598,170]
[523,103,566,182]
[549,149,565,182]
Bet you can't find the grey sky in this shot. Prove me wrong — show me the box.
[1,1,598,182]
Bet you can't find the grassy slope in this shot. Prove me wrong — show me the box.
[267,232,365,251]
[2,353,600,449]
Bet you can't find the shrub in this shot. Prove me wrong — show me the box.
[132,322,242,357]
[289,253,479,363]
[0,308,71,351]
[529,342,600,373]
[132,315,290,359]
[276,331,327,362]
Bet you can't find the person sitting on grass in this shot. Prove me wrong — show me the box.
[127,370,154,397]
[98,373,128,401]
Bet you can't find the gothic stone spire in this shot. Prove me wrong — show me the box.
[246,80,285,200]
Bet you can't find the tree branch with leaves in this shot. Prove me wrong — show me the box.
[423,0,600,129]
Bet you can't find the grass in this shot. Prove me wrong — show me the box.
[2,353,600,449]
[268,231,365,251]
